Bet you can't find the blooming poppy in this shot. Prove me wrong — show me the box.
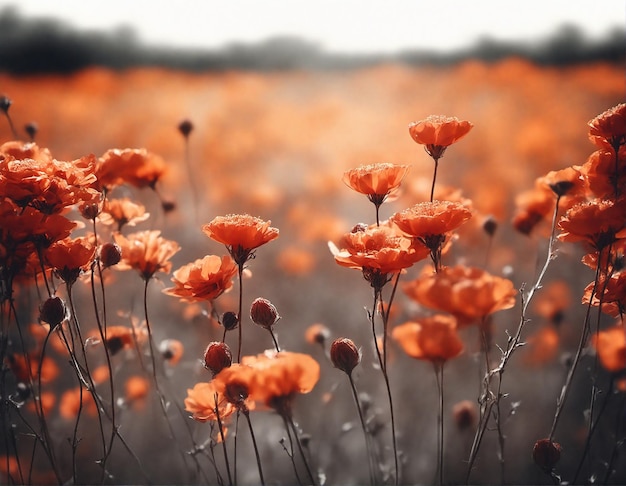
[330,223,429,288]
[558,198,626,252]
[163,254,237,303]
[588,103,626,151]
[403,264,517,326]
[45,236,96,285]
[581,147,626,199]
[592,325,626,373]
[582,272,626,318]
[342,163,410,215]
[202,214,279,266]
[390,200,472,271]
[114,230,180,280]
[408,115,473,160]
[392,314,464,363]
[536,166,587,205]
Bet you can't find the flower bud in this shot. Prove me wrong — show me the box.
[482,216,498,237]
[532,438,561,471]
[330,338,361,375]
[203,341,232,376]
[99,242,122,268]
[221,311,239,331]
[178,119,194,138]
[250,297,280,329]
[39,296,67,329]
[452,400,478,431]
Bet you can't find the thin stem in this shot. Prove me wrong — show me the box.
[243,409,265,486]
[348,373,376,486]
[429,157,440,202]
[433,362,445,486]
[286,414,316,485]
[280,414,303,486]
[269,328,281,352]
[214,394,233,486]
[237,264,244,362]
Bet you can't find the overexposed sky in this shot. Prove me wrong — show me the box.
[6,0,626,53]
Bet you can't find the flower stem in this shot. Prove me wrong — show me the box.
[429,157,440,202]
[348,373,376,486]
[243,409,265,486]
[433,362,444,486]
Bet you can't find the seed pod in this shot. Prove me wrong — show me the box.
[330,338,361,376]
[532,438,562,472]
[250,297,280,329]
[203,341,232,376]
[39,296,67,329]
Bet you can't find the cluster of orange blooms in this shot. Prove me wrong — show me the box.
[0,70,625,486]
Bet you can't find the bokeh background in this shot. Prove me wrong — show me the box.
[0,1,625,484]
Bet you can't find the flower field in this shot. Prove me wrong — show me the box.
[0,58,624,485]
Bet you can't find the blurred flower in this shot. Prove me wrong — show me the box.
[522,325,560,366]
[45,236,96,285]
[159,339,184,365]
[114,230,180,280]
[99,197,150,231]
[124,376,150,409]
[184,381,237,423]
[592,325,626,373]
[582,272,626,318]
[60,387,97,419]
[163,255,237,303]
[202,214,279,266]
[305,323,331,347]
[588,102,626,151]
[558,199,626,252]
[404,264,517,326]
[452,400,478,431]
[408,115,473,160]
[532,280,572,325]
[213,350,320,416]
[392,314,464,363]
[96,148,167,190]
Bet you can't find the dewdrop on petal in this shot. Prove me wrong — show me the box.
[204,341,232,376]
[330,338,361,376]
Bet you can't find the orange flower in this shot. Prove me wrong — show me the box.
[214,350,319,415]
[536,166,587,203]
[91,325,141,356]
[96,148,167,190]
[588,103,626,151]
[99,197,150,231]
[522,325,560,366]
[581,147,626,199]
[582,272,626,318]
[45,236,96,285]
[408,115,473,160]
[342,163,409,206]
[558,199,626,252]
[392,314,463,363]
[330,223,429,288]
[114,230,180,280]
[512,185,554,236]
[124,376,150,409]
[202,214,279,266]
[184,381,238,423]
[592,325,626,373]
[59,387,97,419]
[532,280,572,325]
[305,323,331,346]
[159,339,184,365]
[403,264,517,326]
[163,255,237,303]
[390,200,472,271]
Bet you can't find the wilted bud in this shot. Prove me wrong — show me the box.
[178,119,194,138]
[39,296,67,329]
[549,181,574,197]
[482,215,498,237]
[79,202,102,221]
[99,242,122,268]
[0,95,12,114]
[250,298,280,329]
[532,438,561,472]
[222,311,239,331]
[203,341,232,376]
[452,400,478,431]
[161,200,176,213]
[330,338,361,375]
[24,122,38,141]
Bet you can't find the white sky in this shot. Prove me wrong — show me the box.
[6,0,626,54]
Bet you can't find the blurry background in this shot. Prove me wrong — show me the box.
[0,1,625,485]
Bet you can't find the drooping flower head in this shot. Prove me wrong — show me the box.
[202,214,279,267]
[390,200,472,271]
[392,314,464,364]
[114,230,180,281]
[403,264,517,326]
[408,115,473,160]
[163,254,237,303]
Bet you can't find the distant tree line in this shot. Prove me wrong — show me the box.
[0,6,624,74]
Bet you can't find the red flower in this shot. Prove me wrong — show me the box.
[392,314,464,363]
[45,236,96,285]
[588,103,626,151]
